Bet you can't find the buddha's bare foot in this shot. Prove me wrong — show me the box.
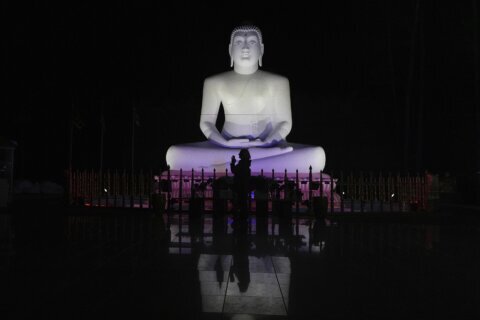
[248,146,293,160]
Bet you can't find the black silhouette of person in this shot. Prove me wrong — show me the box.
[230,149,251,217]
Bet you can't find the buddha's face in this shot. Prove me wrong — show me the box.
[229,31,264,68]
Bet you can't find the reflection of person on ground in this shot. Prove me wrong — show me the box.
[310,217,327,252]
[150,213,169,259]
[229,213,250,292]
[254,213,269,256]
[188,212,202,245]
[214,255,225,288]
[277,211,294,252]
[166,24,326,172]
[211,209,228,253]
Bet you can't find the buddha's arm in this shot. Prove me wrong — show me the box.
[200,78,253,148]
[199,78,229,146]
[263,78,293,145]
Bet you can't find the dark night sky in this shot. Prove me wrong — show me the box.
[1,1,479,182]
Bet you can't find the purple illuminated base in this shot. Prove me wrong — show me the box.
[158,170,340,208]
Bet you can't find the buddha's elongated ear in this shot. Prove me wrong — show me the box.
[259,44,265,67]
[229,44,233,67]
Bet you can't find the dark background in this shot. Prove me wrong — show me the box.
[1,1,479,183]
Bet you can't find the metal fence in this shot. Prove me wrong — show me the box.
[69,168,428,213]
[69,169,154,209]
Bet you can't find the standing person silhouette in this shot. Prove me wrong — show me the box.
[230,149,251,219]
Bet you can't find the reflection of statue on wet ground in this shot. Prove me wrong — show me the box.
[166,25,326,173]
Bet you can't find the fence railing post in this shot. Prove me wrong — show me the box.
[370,172,374,212]
[201,168,205,200]
[349,172,354,213]
[212,168,216,212]
[421,174,426,210]
[68,168,73,205]
[179,169,183,213]
[272,169,275,201]
[148,169,152,209]
[360,171,364,213]
[295,169,300,215]
[319,168,323,201]
[167,166,171,213]
[104,170,108,208]
[122,169,126,208]
[191,168,195,201]
[130,171,134,209]
[163,167,169,226]
[330,170,334,214]
[90,169,94,207]
[340,171,344,213]
[379,172,384,212]
[139,170,143,209]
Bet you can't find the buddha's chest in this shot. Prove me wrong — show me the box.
[219,79,273,114]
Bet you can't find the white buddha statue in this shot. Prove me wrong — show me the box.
[166,25,326,173]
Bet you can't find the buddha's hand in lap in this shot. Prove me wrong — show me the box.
[223,138,265,148]
[221,138,251,148]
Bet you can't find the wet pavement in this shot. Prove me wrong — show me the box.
[1,202,480,319]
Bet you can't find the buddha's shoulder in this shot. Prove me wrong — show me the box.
[257,70,289,82]
[203,72,231,86]
[204,70,289,84]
